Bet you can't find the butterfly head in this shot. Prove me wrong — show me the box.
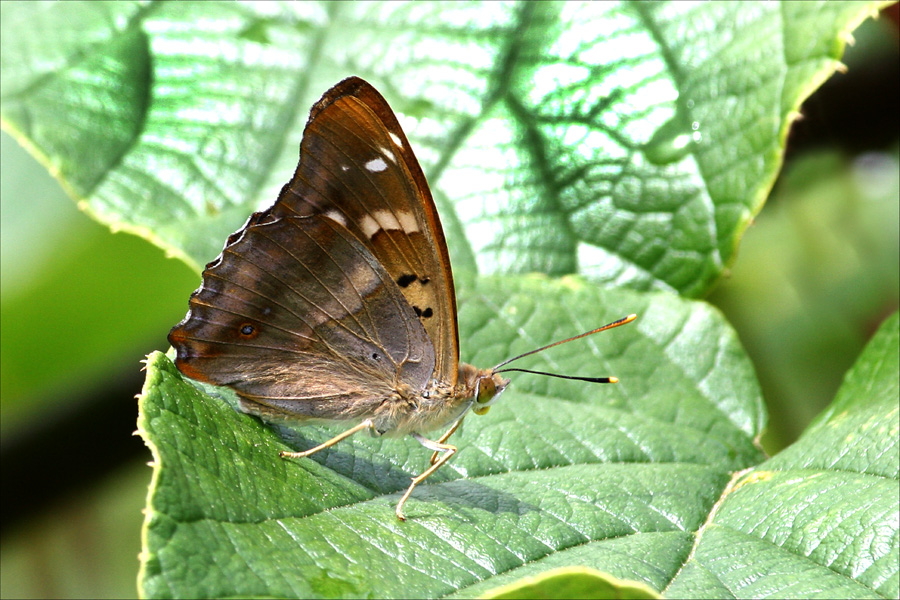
[457,363,509,417]
[472,370,510,416]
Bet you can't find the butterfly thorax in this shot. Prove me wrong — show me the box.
[374,363,509,437]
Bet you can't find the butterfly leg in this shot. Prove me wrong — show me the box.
[279,419,376,459]
[429,417,465,465]
[395,432,457,521]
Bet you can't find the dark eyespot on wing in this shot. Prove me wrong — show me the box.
[413,306,434,319]
[397,273,416,288]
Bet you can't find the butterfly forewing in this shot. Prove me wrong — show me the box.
[269,78,459,386]
[169,214,435,421]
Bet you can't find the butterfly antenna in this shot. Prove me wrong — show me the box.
[493,313,637,383]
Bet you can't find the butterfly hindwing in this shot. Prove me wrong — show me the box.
[169,213,435,421]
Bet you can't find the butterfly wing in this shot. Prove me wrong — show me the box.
[168,213,435,422]
[268,77,460,387]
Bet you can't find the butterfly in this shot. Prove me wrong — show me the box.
[168,76,636,520]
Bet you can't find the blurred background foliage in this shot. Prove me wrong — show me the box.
[1,4,897,599]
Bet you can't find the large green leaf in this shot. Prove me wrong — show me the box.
[138,302,899,598]
[138,279,766,598]
[0,1,886,295]
[665,311,899,599]
[4,3,893,598]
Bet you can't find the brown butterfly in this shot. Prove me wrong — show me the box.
[169,76,635,520]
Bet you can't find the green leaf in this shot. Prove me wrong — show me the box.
[137,279,766,598]
[140,306,898,598]
[0,2,152,197]
[666,311,900,599]
[479,566,660,599]
[5,3,892,598]
[0,1,886,295]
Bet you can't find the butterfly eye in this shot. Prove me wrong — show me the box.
[476,377,497,403]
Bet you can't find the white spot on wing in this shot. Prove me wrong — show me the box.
[388,132,403,148]
[365,157,387,172]
[360,214,381,238]
[397,210,420,233]
[378,145,397,164]
[324,210,347,227]
[360,209,420,239]
[374,210,401,232]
